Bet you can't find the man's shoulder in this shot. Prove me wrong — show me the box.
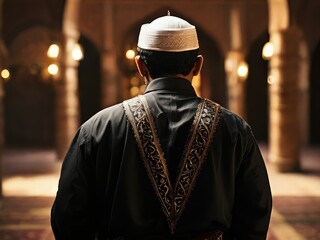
[216,105,251,133]
[80,102,126,135]
[89,102,125,122]
[219,106,243,121]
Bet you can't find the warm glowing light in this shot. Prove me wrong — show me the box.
[48,64,59,75]
[72,43,83,61]
[130,77,140,86]
[126,49,135,59]
[224,58,234,72]
[130,86,140,97]
[262,42,274,60]
[267,75,275,85]
[47,44,60,58]
[237,62,249,79]
[139,85,146,93]
[1,69,10,79]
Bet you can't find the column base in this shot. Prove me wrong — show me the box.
[269,155,301,172]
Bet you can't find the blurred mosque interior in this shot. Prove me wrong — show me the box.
[0,0,319,239]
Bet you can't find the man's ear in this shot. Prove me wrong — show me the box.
[192,55,204,76]
[135,55,148,77]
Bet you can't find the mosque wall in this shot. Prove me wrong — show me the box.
[0,0,319,151]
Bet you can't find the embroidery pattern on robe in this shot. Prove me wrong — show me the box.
[123,95,221,234]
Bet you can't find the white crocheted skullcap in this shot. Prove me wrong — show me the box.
[137,14,199,52]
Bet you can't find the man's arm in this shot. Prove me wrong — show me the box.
[225,127,272,240]
[51,127,96,240]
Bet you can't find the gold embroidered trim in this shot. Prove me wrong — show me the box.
[123,97,173,217]
[172,98,220,231]
[123,95,221,234]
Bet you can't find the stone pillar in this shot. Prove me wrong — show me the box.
[56,0,81,160]
[101,0,119,107]
[268,27,309,172]
[225,51,247,119]
[0,0,6,198]
[298,41,309,147]
[0,77,3,198]
[224,4,247,119]
[55,55,80,160]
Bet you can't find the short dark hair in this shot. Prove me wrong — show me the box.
[137,47,199,79]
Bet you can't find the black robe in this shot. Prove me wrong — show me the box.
[51,77,272,240]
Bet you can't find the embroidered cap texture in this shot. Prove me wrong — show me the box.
[137,16,199,52]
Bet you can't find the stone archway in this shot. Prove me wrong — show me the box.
[198,29,227,106]
[3,26,56,148]
[4,69,55,147]
[78,34,102,124]
[309,42,320,144]
[246,31,269,142]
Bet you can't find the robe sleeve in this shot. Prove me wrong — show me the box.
[51,126,97,240]
[225,125,272,240]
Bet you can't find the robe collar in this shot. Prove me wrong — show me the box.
[144,77,197,96]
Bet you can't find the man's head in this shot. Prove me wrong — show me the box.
[135,15,203,81]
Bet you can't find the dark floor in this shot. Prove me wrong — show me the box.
[0,145,319,240]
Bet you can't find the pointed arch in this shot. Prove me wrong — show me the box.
[78,34,102,123]
[309,41,320,144]
[246,31,269,142]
